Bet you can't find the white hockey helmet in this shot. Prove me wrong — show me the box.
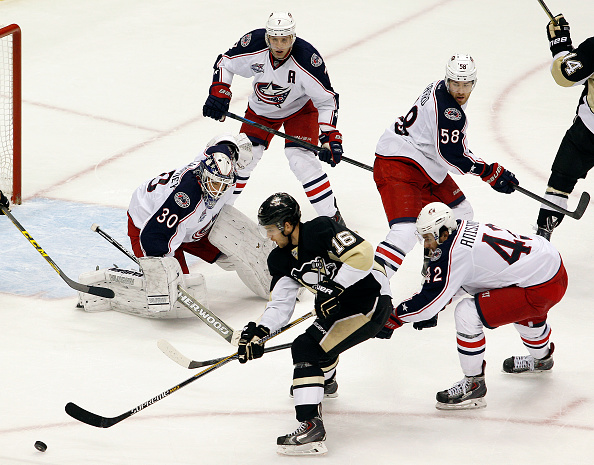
[265,12,296,47]
[196,147,235,208]
[416,202,458,243]
[206,133,253,171]
[445,53,477,90]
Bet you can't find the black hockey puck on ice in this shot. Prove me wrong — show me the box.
[34,441,47,452]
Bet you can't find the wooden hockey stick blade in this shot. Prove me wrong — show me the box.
[1,205,114,298]
[157,339,292,369]
[65,312,313,428]
[514,185,590,219]
[225,111,373,173]
[176,285,237,345]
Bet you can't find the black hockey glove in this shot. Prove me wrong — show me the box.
[203,82,232,121]
[0,190,9,215]
[546,14,572,57]
[318,130,343,167]
[313,280,344,319]
[375,312,404,340]
[481,163,518,194]
[413,313,438,330]
[237,322,270,364]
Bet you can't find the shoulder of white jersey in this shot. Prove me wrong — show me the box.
[224,28,268,58]
[291,38,333,87]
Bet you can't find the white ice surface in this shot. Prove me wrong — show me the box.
[0,0,592,464]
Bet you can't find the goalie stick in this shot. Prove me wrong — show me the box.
[0,205,114,298]
[65,311,314,428]
[91,223,239,345]
[157,339,292,369]
[224,115,591,220]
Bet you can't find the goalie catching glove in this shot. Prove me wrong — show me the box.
[238,322,270,363]
[203,82,232,121]
[312,280,344,319]
[318,130,343,167]
[546,14,572,56]
[480,162,518,194]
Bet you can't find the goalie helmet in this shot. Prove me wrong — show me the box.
[445,53,477,90]
[206,133,253,171]
[416,202,458,243]
[195,146,235,208]
[265,12,296,47]
[258,192,301,233]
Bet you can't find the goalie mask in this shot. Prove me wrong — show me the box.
[416,202,458,243]
[257,192,301,236]
[445,53,477,90]
[265,11,296,47]
[195,146,235,208]
[205,133,253,171]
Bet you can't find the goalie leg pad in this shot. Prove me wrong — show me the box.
[77,259,208,319]
[209,204,274,299]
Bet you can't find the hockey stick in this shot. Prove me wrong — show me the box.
[91,223,238,344]
[0,205,114,298]
[65,311,314,428]
[157,339,292,369]
[536,0,557,24]
[514,185,590,220]
[225,111,374,173]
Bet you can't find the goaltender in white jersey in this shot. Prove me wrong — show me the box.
[77,135,274,319]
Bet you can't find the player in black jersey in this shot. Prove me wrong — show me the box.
[237,192,392,456]
[535,14,594,240]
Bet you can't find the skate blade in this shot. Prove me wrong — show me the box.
[277,441,328,456]
[435,397,486,410]
[501,368,552,375]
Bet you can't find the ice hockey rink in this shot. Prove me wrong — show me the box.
[1,0,593,463]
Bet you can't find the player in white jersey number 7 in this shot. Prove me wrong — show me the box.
[376,202,568,410]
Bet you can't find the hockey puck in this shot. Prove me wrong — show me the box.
[34,441,47,452]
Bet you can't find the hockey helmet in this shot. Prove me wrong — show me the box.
[445,53,477,90]
[416,202,458,243]
[206,133,253,171]
[258,192,301,235]
[196,146,235,208]
[265,12,296,47]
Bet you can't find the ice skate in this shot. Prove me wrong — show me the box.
[502,343,554,374]
[436,361,487,410]
[276,416,327,456]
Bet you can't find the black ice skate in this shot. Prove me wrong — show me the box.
[436,361,487,410]
[276,416,327,456]
[502,343,555,374]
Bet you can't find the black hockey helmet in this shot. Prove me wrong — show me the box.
[258,192,301,233]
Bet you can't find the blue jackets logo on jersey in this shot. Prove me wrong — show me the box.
[255,82,291,107]
[444,108,462,121]
[174,192,191,208]
[240,33,252,47]
[310,53,322,67]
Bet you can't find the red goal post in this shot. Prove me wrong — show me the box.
[0,24,21,204]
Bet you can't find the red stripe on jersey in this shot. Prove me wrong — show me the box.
[376,246,403,266]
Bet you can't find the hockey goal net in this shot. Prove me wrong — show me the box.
[0,24,21,204]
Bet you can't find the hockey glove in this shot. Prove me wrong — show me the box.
[375,312,404,339]
[237,322,270,364]
[318,130,343,167]
[546,14,572,56]
[313,280,344,319]
[413,313,438,330]
[0,190,9,215]
[481,163,518,194]
[203,82,232,121]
